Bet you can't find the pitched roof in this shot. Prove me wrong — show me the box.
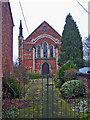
[8,1,14,26]
[25,21,61,40]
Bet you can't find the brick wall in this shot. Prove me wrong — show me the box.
[0,1,13,119]
[2,2,13,75]
[25,21,61,42]
[0,2,2,119]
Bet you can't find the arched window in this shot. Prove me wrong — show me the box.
[43,42,47,58]
[50,45,53,57]
[37,45,41,58]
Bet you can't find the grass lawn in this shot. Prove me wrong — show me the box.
[16,78,79,118]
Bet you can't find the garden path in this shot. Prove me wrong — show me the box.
[17,78,75,118]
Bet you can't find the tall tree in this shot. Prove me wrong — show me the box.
[83,35,90,62]
[58,13,85,68]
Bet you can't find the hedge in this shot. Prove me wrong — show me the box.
[27,72,41,79]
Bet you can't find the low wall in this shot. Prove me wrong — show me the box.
[76,72,90,98]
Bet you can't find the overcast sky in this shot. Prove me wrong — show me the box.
[9,0,89,62]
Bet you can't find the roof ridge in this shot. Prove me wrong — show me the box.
[25,21,61,40]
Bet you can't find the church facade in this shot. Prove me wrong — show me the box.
[18,21,61,75]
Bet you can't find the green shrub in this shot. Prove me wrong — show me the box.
[27,72,41,79]
[80,113,90,119]
[3,76,22,98]
[60,80,85,98]
[58,61,77,78]
[55,79,63,88]
[55,61,77,88]
[63,68,77,82]
[2,106,19,118]
[73,58,86,68]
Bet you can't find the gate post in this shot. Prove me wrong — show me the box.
[47,75,49,118]
[33,44,35,73]
[55,45,58,72]
[0,77,2,119]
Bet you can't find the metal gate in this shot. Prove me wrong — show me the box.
[2,75,89,119]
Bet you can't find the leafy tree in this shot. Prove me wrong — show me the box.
[13,58,28,83]
[58,13,85,68]
[83,35,90,62]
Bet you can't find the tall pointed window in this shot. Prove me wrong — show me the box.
[37,45,41,58]
[50,45,53,57]
[43,42,47,58]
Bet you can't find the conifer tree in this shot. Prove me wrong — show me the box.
[58,13,85,68]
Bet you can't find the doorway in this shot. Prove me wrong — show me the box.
[42,62,49,75]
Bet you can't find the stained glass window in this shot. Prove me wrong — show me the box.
[50,45,53,57]
[37,46,41,58]
[43,42,47,58]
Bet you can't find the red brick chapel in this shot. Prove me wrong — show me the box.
[19,21,61,75]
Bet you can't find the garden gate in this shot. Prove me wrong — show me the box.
[2,75,89,119]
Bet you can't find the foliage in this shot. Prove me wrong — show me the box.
[3,76,22,98]
[73,58,86,68]
[53,82,78,118]
[58,61,77,78]
[79,113,90,119]
[72,100,88,113]
[13,64,28,84]
[22,87,31,100]
[58,13,84,68]
[55,79,63,88]
[85,61,90,67]
[2,107,19,118]
[60,80,85,98]
[54,72,63,88]
[27,72,41,79]
[63,68,77,82]
[83,35,90,62]
[55,61,77,88]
